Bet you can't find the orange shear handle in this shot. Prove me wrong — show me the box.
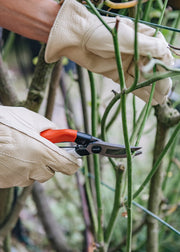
[40,129,78,143]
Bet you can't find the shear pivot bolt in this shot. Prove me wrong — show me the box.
[91,145,102,154]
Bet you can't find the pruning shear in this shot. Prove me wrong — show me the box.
[41,129,142,158]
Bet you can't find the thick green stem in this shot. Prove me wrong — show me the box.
[104,165,125,250]
[112,19,133,252]
[126,71,180,95]
[85,0,112,33]
[121,94,132,252]
[77,65,90,133]
[88,71,97,136]
[84,160,98,235]
[89,71,104,248]
[94,154,104,249]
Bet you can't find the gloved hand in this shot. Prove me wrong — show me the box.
[45,0,174,105]
[0,106,81,188]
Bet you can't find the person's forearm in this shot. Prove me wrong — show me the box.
[0,0,60,42]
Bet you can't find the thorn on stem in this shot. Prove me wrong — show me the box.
[117,164,125,171]
[121,88,126,94]
[115,16,121,32]
[111,89,118,96]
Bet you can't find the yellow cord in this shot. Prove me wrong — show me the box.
[104,0,148,10]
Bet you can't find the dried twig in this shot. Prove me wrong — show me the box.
[32,182,72,252]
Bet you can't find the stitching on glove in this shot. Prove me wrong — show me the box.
[0,151,36,164]
[51,0,69,33]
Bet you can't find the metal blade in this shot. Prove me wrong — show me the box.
[86,141,142,158]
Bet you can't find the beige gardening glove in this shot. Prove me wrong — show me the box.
[45,0,174,105]
[0,106,81,188]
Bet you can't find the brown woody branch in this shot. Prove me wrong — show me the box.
[147,103,180,252]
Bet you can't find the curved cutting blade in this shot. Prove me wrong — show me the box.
[86,141,142,158]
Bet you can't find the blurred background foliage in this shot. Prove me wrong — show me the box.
[0,0,180,252]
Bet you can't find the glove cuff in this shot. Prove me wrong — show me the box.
[45,0,93,63]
